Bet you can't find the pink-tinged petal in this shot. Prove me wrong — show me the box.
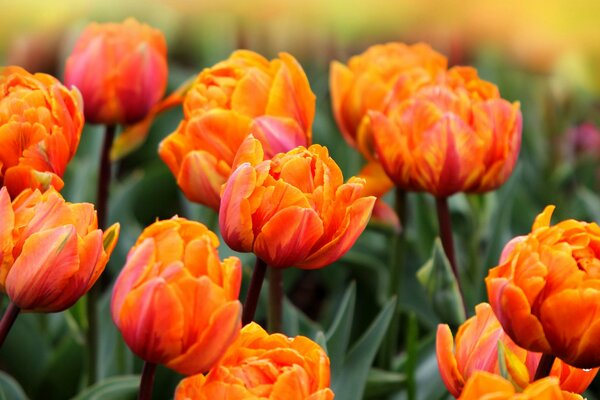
[78,230,107,293]
[219,163,258,252]
[297,196,375,270]
[251,116,308,157]
[436,324,464,398]
[499,236,526,264]
[6,225,79,311]
[254,206,324,268]
[177,151,225,211]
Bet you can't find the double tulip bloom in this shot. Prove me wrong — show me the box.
[219,136,376,269]
[175,322,333,400]
[111,218,242,375]
[0,66,83,197]
[0,187,119,312]
[159,50,315,210]
[487,206,600,369]
[64,18,168,125]
[370,66,522,197]
[459,372,583,400]
[436,303,596,398]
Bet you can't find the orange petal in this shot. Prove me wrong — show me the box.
[436,324,464,397]
[329,61,356,145]
[251,116,308,157]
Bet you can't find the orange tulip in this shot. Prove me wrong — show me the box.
[219,136,376,269]
[0,187,119,312]
[64,18,168,125]
[0,66,83,197]
[486,205,600,369]
[437,303,596,398]
[330,42,447,159]
[111,217,242,375]
[159,50,315,210]
[458,372,583,400]
[370,66,522,197]
[175,322,334,400]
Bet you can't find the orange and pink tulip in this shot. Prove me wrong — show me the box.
[175,322,334,400]
[64,18,168,125]
[111,217,242,375]
[371,66,522,197]
[487,205,600,369]
[0,187,119,312]
[436,303,596,398]
[159,50,315,210]
[0,66,83,197]
[219,136,376,269]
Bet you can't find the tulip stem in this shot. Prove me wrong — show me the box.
[242,257,268,326]
[138,361,157,400]
[0,302,20,348]
[534,353,556,381]
[435,196,467,316]
[268,267,283,333]
[98,124,116,230]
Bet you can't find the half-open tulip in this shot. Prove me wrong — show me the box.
[371,66,522,197]
[64,18,168,125]
[459,372,583,400]
[330,42,446,159]
[175,322,334,400]
[487,205,600,369]
[437,303,596,398]
[159,50,315,210]
[0,66,83,197]
[0,187,119,312]
[219,136,375,269]
[111,217,242,375]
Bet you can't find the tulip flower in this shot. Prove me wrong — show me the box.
[159,50,315,210]
[0,186,119,312]
[64,18,168,125]
[175,322,334,400]
[458,372,583,400]
[437,303,596,398]
[486,205,600,369]
[219,136,376,269]
[111,217,242,375]
[0,66,83,197]
[330,42,447,159]
[370,66,522,197]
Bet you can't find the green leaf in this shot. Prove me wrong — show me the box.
[0,371,28,400]
[71,375,139,400]
[332,297,395,400]
[364,368,406,399]
[416,239,466,326]
[325,282,356,379]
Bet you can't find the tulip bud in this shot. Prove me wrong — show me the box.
[64,18,168,125]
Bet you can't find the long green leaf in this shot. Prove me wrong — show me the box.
[325,282,356,379]
[71,375,139,400]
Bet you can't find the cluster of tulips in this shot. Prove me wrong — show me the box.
[0,15,598,400]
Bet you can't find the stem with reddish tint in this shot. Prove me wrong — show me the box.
[534,353,556,381]
[435,196,467,316]
[86,124,116,386]
[268,268,283,333]
[242,257,268,326]
[0,303,20,348]
[138,362,157,400]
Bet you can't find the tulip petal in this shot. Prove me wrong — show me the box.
[436,324,464,397]
[0,187,15,289]
[251,116,308,157]
[329,61,357,145]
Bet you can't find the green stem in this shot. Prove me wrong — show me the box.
[268,268,283,333]
[138,362,157,400]
[434,196,467,316]
[242,257,268,326]
[378,188,406,368]
[534,353,556,381]
[0,303,20,348]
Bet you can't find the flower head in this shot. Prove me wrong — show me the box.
[219,136,375,269]
[111,217,242,375]
[371,66,522,197]
[159,50,315,210]
[175,322,334,400]
[0,187,119,312]
[64,18,168,124]
[0,66,83,197]
[436,303,596,397]
[487,205,600,368]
